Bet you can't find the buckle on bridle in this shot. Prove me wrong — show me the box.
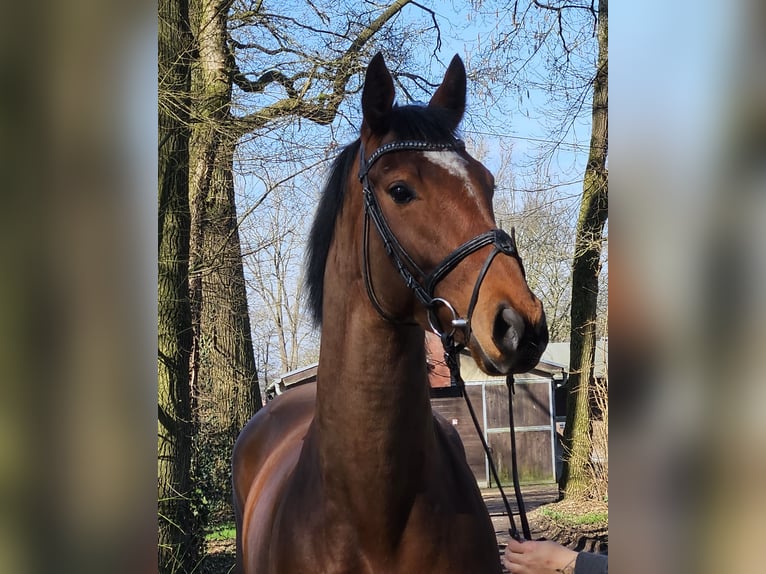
[492,228,517,256]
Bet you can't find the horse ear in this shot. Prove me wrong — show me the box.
[362,52,395,136]
[428,54,466,129]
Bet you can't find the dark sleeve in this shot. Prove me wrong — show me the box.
[575,551,608,574]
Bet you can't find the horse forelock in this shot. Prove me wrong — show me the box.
[304,104,463,326]
[389,104,460,143]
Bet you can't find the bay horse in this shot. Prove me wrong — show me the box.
[232,53,548,574]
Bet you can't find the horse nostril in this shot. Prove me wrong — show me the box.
[493,307,525,354]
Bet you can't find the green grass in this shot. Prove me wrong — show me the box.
[540,508,608,526]
[206,523,236,541]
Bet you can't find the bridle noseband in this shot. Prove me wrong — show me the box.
[358,138,521,341]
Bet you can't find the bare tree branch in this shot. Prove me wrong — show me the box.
[232,0,417,135]
[410,1,442,56]
[232,67,301,99]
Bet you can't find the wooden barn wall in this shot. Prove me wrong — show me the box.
[431,392,485,481]
[431,378,555,486]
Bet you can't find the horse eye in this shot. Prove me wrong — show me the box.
[387,184,415,204]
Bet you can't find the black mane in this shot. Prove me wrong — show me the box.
[304,104,461,326]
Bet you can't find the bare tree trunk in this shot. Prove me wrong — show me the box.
[158,0,202,569]
[559,0,608,500]
[189,0,261,519]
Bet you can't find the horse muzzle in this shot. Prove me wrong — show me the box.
[471,303,548,375]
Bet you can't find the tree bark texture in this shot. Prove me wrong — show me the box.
[560,0,608,500]
[189,0,262,517]
[158,0,202,570]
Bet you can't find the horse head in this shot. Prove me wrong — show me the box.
[358,53,549,375]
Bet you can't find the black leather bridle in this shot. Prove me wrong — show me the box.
[358,138,522,340]
[358,138,532,542]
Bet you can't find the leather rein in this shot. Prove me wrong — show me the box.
[358,138,532,542]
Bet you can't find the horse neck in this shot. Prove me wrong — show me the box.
[314,188,436,539]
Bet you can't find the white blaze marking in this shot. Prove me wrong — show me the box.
[422,151,477,198]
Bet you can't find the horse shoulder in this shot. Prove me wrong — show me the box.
[420,412,503,574]
[432,410,468,461]
[232,383,317,573]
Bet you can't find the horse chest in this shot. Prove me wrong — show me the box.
[265,484,501,574]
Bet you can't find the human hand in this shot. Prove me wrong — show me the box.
[502,538,579,574]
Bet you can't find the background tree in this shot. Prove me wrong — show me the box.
[559,0,608,500]
[188,0,262,523]
[158,0,202,569]
[242,170,321,393]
